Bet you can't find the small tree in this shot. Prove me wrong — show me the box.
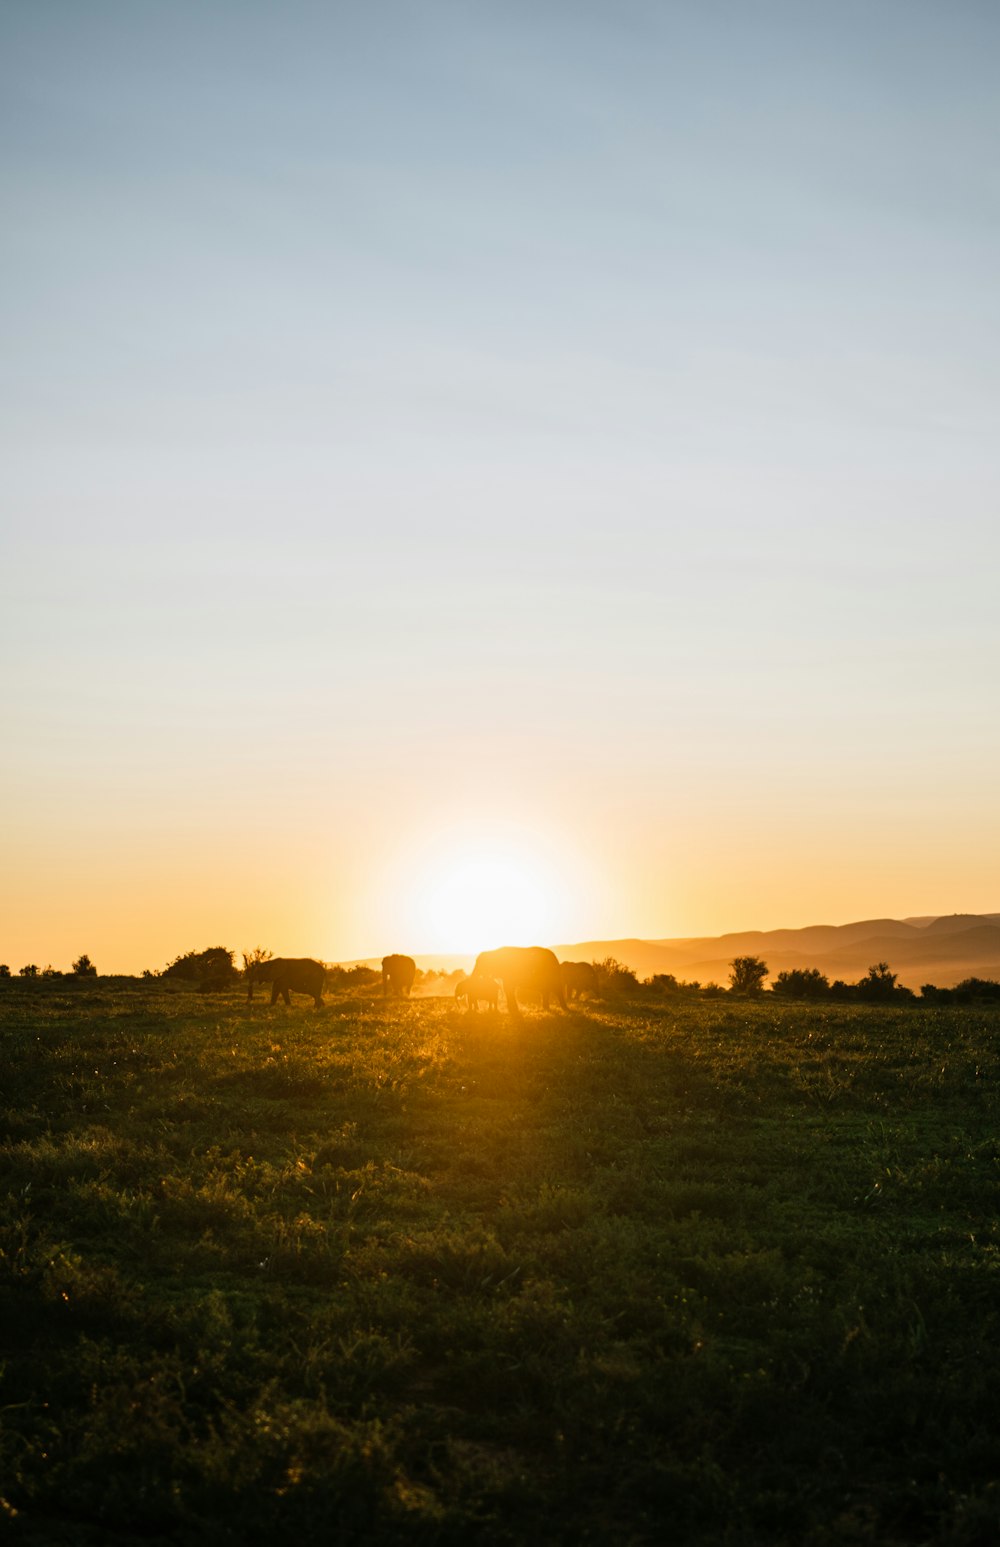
[729,956,768,994]
[242,946,273,1001]
[72,953,97,977]
[0,964,10,978]
[856,962,897,1001]
[19,964,38,978]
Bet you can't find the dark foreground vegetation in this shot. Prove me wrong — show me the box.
[1,981,998,1545]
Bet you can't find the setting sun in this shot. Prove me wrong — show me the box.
[421,852,553,951]
[372,821,591,957]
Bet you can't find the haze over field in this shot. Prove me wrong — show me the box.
[339,912,1000,993]
[552,912,1000,992]
[2,2,998,971]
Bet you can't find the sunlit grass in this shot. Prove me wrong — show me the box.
[1,979,998,1542]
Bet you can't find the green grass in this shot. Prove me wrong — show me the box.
[1,980,999,1544]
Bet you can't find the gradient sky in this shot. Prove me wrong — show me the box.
[3,1,999,971]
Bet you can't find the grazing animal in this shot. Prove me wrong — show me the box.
[472,946,566,1015]
[252,957,325,1008]
[455,973,500,1011]
[382,953,416,997]
[560,960,599,1001]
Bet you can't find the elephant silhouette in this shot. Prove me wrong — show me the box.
[251,957,325,1008]
[382,953,416,997]
[560,960,599,1000]
[455,973,500,1011]
[472,946,566,1014]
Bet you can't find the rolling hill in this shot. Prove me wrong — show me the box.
[340,913,1000,990]
[551,913,1000,990]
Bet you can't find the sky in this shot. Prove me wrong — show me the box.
[2,1,999,971]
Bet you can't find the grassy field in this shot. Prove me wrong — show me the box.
[1,981,998,1545]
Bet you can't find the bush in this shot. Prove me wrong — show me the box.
[19,964,38,978]
[856,962,898,1002]
[162,947,236,987]
[772,968,831,1000]
[647,973,682,995]
[0,964,11,978]
[241,946,272,978]
[729,956,768,994]
[327,965,381,988]
[928,978,1000,1005]
[953,977,1000,1002]
[72,954,97,977]
[593,957,639,995]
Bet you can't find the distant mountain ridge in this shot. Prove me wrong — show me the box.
[339,913,1000,990]
[551,913,1000,990]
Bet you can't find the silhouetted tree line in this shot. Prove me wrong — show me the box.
[604,955,1000,1004]
[327,964,381,988]
[146,949,463,995]
[919,978,1000,1005]
[764,960,1000,1004]
[3,944,997,1008]
[773,960,915,1002]
[0,955,97,980]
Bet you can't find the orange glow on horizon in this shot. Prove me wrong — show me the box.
[368,819,599,958]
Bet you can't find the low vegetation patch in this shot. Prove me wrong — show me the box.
[1,981,998,1543]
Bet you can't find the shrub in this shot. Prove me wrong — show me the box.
[163,947,236,986]
[19,964,38,978]
[928,978,1000,1005]
[772,968,831,1000]
[593,957,639,995]
[327,965,381,988]
[856,962,898,1001]
[729,956,768,994]
[0,964,10,978]
[953,977,1000,1002]
[853,963,917,1003]
[72,954,97,977]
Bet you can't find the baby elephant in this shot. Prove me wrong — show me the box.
[560,960,599,1001]
[455,973,500,1011]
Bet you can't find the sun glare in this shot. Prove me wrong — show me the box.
[422,854,553,951]
[381,822,586,956]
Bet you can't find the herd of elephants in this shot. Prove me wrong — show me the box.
[250,947,598,1014]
